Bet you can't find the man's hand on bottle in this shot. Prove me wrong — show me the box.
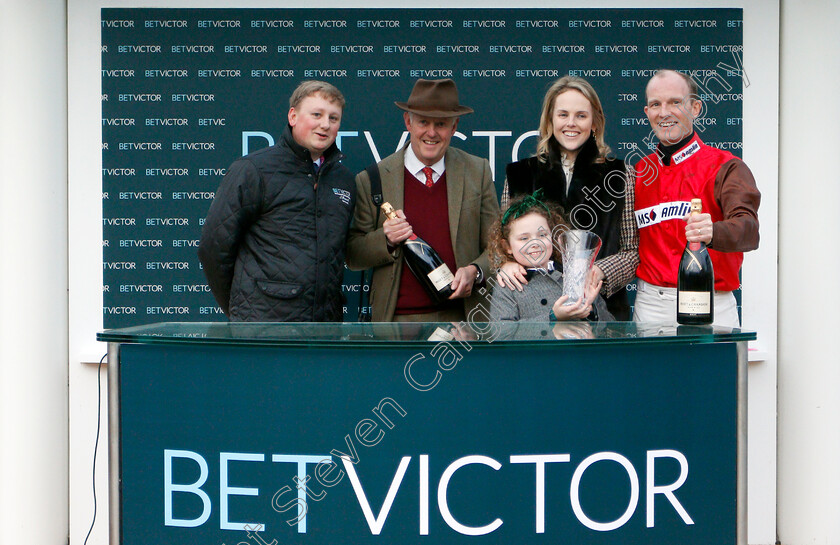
[684,212,713,244]
[384,209,414,246]
[449,264,479,299]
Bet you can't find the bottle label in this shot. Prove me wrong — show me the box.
[427,327,455,342]
[427,264,455,291]
[678,291,711,314]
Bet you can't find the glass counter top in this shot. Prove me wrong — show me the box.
[98,321,756,348]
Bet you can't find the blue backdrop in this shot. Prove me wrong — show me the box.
[101,7,745,327]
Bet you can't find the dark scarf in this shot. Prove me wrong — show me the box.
[505,135,624,238]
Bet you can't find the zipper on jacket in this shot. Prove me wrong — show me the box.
[312,167,320,321]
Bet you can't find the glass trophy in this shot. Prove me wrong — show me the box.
[557,229,602,305]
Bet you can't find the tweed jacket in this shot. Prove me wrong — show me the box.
[346,145,500,322]
[489,269,614,322]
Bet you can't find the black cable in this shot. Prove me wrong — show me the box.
[83,353,107,545]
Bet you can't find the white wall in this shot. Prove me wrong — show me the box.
[738,4,780,544]
[64,1,780,544]
[0,0,69,543]
[777,1,840,543]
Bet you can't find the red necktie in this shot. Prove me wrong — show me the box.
[422,167,434,188]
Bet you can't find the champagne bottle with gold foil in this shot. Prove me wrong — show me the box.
[677,199,714,325]
[382,202,454,304]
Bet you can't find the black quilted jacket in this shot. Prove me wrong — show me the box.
[198,125,356,321]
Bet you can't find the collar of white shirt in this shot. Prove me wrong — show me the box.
[404,146,445,185]
[526,260,556,275]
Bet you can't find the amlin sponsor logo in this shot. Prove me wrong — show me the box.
[635,201,692,229]
[672,141,701,165]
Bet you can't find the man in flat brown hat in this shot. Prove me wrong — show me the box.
[347,78,499,322]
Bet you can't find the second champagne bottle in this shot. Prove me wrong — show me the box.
[677,198,715,325]
[382,202,454,304]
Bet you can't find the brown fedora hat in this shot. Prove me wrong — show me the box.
[395,78,474,117]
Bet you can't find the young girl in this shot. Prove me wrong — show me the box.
[488,192,613,322]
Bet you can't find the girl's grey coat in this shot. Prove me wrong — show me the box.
[489,269,614,322]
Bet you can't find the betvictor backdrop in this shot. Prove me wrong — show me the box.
[101,7,745,327]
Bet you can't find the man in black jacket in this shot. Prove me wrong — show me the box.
[198,81,356,321]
